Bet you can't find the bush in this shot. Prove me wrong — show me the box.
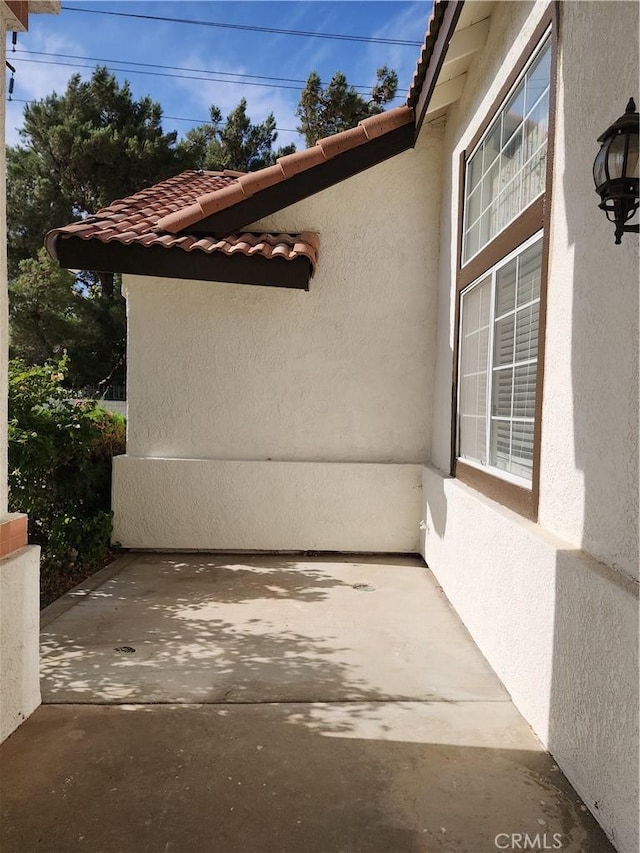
[8,358,126,582]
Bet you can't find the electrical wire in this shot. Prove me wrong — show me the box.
[6,98,302,134]
[60,5,424,47]
[13,48,403,99]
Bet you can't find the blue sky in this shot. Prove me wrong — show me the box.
[5,1,431,150]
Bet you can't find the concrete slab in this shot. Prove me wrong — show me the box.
[40,553,508,704]
[0,702,614,853]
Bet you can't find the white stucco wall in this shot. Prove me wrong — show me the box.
[423,3,639,852]
[0,545,41,742]
[537,2,639,581]
[115,124,443,551]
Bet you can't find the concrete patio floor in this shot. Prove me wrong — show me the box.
[1,552,614,853]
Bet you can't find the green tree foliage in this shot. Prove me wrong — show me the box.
[7,66,191,278]
[8,249,126,389]
[179,98,295,172]
[296,66,399,147]
[8,358,126,597]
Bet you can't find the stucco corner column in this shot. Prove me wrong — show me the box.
[0,515,41,743]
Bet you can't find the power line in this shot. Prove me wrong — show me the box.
[13,48,402,99]
[6,98,302,135]
[14,56,305,92]
[12,56,404,102]
[60,5,424,47]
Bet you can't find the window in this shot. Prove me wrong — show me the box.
[454,17,554,518]
[458,234,542,485]
[462,39,551,264]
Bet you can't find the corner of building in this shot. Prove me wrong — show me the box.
[0,544,41,743]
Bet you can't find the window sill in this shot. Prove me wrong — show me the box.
[454,459,536,520]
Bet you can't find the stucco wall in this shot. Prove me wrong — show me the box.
[113,458,422,552]
[115,124,444,551]
[537,1,639,581]
[423,3,639,852]
[0,545,41,742]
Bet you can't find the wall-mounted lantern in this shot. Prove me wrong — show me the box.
[593,98,639,244]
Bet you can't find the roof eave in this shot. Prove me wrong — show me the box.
[52,235,313,291]
[410,0,465,141]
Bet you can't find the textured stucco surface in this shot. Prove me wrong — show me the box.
[124,126,442,465]
[423,3,639,852]
[421,467,639,853]
[117,125,443,551]
[113,457,422,552]
[0,546,41,742]
[537,1,639,580]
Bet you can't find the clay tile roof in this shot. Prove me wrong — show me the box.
[45,170,320,276]
[155,105,414,234]
[407,0,451,107]
[406,0,450,108]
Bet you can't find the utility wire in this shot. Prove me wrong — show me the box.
[13,48,403,99]
[60,5,423,47]
[12,56,404,101]
[14,56,306,92]
[6,97,302,134]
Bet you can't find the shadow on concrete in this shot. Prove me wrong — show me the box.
[41,553,501,705]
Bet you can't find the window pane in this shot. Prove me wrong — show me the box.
[464,222,480,261]
[524,91,549,161]
[468,152,483,193]
[502,82,525,148]
[510,422,534,479]
[517,240,542,304]
[501,126,524,185]
[496,257,517,315]
[481,158,501,214]
[492,366,514,417]
[484,119,502,171]
[514,303,539,362]
[522,141,547,208]
[525,41,551,114]
[487,237,542,483]
[458,278,491,464]
[491,420,511,472]
[467,184,482,227]
[513,363,537,418]
[494,315,515,366]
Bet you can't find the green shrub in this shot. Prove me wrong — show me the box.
[8,357,126,576]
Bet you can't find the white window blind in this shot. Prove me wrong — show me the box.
[458,235,542,484]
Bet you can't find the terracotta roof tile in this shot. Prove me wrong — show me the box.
[47,104,414,278]
[45,170,320,276]
[406,0,449,108]
[155,105,414,233]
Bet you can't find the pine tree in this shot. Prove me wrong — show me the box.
[296,66,398,147]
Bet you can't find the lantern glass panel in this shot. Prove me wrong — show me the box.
[626,132,639,179]
[607,133,627,180]
[593,145,608,188]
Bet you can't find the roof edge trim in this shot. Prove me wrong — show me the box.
[408,0,465,139]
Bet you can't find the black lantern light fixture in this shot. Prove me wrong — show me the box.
[593,98,639,244]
